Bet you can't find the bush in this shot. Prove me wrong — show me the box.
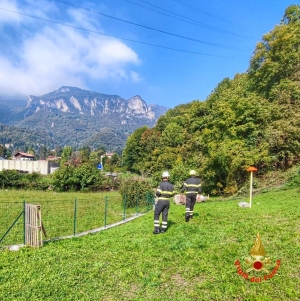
[286,165,300,188]
[119,177,155,208]
[18,172,50,190]
[51,163,105,191]
[0,170,50,190]
[51,165,76,191]
[0,169,22,188]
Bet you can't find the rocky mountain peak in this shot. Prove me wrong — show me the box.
[24,87,161,121]
[0,86,169,150]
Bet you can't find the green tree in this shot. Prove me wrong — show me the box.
[73,163,104,191]
[282,4,300,24]
[123,126,148,173]
[161,123,184,148]
[0,144,6,157]
[60,146,73,166]
[51,165,76,191]
[248,5,300,98]
[90,148,105,166]
[79,146,91,163]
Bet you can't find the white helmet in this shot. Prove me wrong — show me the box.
[189,170,196,176]
[162,171,170,178]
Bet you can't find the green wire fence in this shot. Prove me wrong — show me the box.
[0,192,155,247]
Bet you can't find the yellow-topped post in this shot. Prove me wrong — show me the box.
[246,166,258,208]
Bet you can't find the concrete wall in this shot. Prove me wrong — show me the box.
[0,160,50,175]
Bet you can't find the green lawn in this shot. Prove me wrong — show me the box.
[0,188,299,300]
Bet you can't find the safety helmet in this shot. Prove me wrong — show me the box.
[189,170,196,176]
[162,171,170,178]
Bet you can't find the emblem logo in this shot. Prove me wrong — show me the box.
[235,233,281,282]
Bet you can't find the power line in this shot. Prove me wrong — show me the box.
[170,0,237,24]
[131,0,254,39]
[0,7,235,57]
[170,0,252,31]
[123,0,209,27]
[52,0,243,50]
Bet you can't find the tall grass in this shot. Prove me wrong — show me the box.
[0,188,299,300]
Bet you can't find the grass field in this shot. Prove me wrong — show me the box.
[0,188,299,300]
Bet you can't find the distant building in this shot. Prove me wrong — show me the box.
[47,156,61,162]
[104,152,115,159]
[100,152,116,167]
[13,152,34,161]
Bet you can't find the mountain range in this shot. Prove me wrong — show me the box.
[0,86,168,152]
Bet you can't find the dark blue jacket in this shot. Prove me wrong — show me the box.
[181,177,201,195]
[156,180,175,200]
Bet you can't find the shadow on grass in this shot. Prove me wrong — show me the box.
[180,212,200,218]
[167,219,177,228]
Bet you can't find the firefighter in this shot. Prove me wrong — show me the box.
[181,170,201,222]
[153,171,175,234]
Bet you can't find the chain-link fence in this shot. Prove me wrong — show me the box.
[0,193,155,247]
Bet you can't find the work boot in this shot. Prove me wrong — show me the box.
[160,229,166,233]
[185,216,190,222]
[153,229,160,234]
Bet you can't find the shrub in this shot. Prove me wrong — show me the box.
[286,165,300,188]
[51,165,77,191]
[0,170,50,190]
[0,169,22,188]
[18,172,49,190]
[119,177,155,208]
[51,163,105,191]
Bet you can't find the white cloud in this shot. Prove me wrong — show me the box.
[0,0,21,24]
[130,71,142,82]
[0,0,58,26]
[0,1,142,98]
[68,7,101,31]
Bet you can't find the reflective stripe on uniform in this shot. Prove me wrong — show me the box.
[183,183,201,188]
[158,197,170,200]
[157,190,174,195]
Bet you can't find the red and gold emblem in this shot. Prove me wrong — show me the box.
[235,233,281,282]
[245,233,271,273]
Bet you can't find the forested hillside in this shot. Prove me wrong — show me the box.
[0,123,54,151]
[122,5,300,195]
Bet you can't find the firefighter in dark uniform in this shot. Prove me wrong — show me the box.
[181,170,201,222]
[153,171,175,234]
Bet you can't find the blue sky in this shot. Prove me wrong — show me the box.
[0,0,295,108]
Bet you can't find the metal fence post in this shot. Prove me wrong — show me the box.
[0,203,25,245]
[74,198,77,236]
[136,193,139,216]
[123,194,126,221]
[23,200,26,245]
[104,196,108,228]
[146,193,150,212]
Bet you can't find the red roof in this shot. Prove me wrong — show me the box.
[14,152,34,158]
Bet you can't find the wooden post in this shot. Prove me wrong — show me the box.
[246,167,258,208]
[25,204,43,247]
